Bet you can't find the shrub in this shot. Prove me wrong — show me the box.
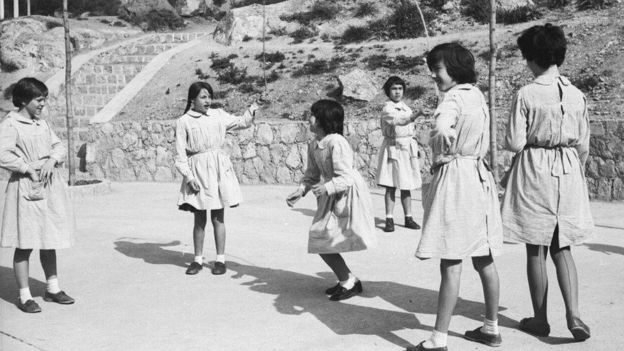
[213,90,230,99]
[497,6,542,24]
[124,9,185,31]
[364,54,424,72]
[571,75,601,92]
[256,71,281,86]
[242,35,253,42]
[211,56,235,71]
[342,26,371,43]
[195,68,210,80]
[577,0,617,10]
[291,59,339,77]
[280,0,340,25]
[369,3,435,39]
[218,64,249,85]
[255,51,286,63]
[233,0,285,8]
[354,2,376,17]
[404,85,428,100]
[461,0,490,23]
[269,27,288,36]
[238,82,261,94]
[547,0,569,8]
[289,26,317,43]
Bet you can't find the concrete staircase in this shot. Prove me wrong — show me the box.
[47,32,205,142]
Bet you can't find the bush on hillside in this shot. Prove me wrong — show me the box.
[280,0,340,25]
[364,54,425,72]
[291,58,341,77]
[577,0,617,10]
[461,0,490,23]
[404,85,428,100]
[218,64,250,85]
[369,3,435,40]
[289,26,317,44]
[233,0,286,8]
[547,0,569,8]
[571,75,601,92]
[342,26,372,43]
[354,2,377,17]
[25,0,121,16]
[121,8,184,31]
[255,51,286,63]
[497,6,542,24]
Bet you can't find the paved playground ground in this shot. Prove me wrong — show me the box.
[1,182,623,351]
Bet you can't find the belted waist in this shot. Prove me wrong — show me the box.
[186,148,224,157]
[431,155,490,181]
[523,145,577,176]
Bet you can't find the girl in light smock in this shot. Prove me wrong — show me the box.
[376,76,422,232]
[0,78,75,313]
[501,24,593,342]
[286,100,376,301]
[175,81,258,276]
[409,43,503,351]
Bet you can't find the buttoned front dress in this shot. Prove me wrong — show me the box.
[175,109,253,211]
[416,84,503,259]
[501,75,594,247]
[301,134,377,254]
[0,112,75,249]
[375,100,422,190]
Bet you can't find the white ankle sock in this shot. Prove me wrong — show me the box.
[19,287,33,304]
[340,274,357,290]
[194,255,203,264]
[46,278,61,294]
[386,214,393,219]
[482,317,499,335]
[216,254,225,263]
[423,329,447,348]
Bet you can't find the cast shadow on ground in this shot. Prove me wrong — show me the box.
[226,261,517,349]
[113,239,193,268]
[290,208,316,217]
[584,243,624,256]
[0,265,46,305]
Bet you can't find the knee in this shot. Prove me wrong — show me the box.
[440,259,462,276]
[472,255,493,271]
[14,248,32,261]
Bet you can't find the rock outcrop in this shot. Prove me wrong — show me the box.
[338,69,379,102]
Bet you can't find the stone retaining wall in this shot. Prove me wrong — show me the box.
[586,120,624,200]
[85,119,433,186]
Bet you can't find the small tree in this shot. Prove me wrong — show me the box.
[62,0,76,184]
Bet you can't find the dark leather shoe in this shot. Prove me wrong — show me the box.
[464,326,502,347]
[44,291,75,305]
[211,262,226,275]
[568,317,590,341]
[185,261,202,275]
[519,317,550,337]
[329,280,362,301]
[325,283,341,295]
[18,299,42,313]
[405,217,421,230]
[384,218,395,232]
[405,341,448,351]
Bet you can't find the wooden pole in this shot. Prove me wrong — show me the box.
[27,0,31,16]
[62,0,75,185]
[13,0,18,18]
[1,0,5,20]
[261,0,267,96]
[488,0,498,180]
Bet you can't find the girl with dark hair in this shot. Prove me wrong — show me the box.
[0,77,75,313]
[409,43,504,350]
[175,81,258,276]
[501,23,593,341]
[286,99,376,301]
[376,76,422,232]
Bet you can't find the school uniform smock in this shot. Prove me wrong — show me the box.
[416,84,503,259]
[0,112,75,249]
[301,134,377,254]
[501,75,594,247]
[175,108,253,211]
[375,100,422,190]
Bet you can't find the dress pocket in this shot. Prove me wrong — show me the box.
[333,191,350,218]
[22,179,46,201]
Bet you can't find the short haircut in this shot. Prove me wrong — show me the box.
[382,76,406,97]
[517,23,566,69]
[426,42,477,84]
[310,99,344,135]
[12,77,48,107]
[184,81,214,113]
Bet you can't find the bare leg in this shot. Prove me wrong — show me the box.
[472,255,500,321]
[319,253,351,282]
[433,259,463,333]
[39,249,58,281]
[193,210,207,257]
[14,249,33,290]
[526,244,549,323]
[400,190,412,217]
[211,208,225,255]
[384,187,396,216]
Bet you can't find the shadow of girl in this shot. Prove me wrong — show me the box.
[227,262,471,349]
[113,239,192,268]
[0,265,46,305]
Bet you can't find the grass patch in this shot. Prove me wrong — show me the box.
[291,58,341,77]
[369,3,435,40]
[218,65,250,85]
[577,0,617,9]
[497,6,542,24]
[289,26,317,44]
[354,2,376,17]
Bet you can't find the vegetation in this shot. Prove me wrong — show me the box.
[368,3,435,40]
[120,9,184,31]
[289,27,317,44]
[280,1,341,25]
[218,65,250,85]
[462,0,542,24]
[577,0,618,9]
[255,51,286,63]
[291,58,341,77]
[354,2,377,17]
[342,26,372,43]
[364,54,424,73]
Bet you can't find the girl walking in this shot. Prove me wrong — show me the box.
[501,24,593,341]
[286,99,377,301]
[175,81,258,275]
[376,76,422,232]
[0,77,75,313]
[410,43,503,350]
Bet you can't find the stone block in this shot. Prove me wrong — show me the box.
[155,146,170,166]
[242,143,257,159]
[276,166,292,184]
[599,159,617,178]
[279,124,299,144]
[590,121,605,136]
[285,145,301,169]
[613,178,624,200]
[154,167,173,182]
[256,123,274,145]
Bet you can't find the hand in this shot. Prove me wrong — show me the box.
[26,167,40,183]
[311,184,327,197]
[39,159,56,185]
[187,179,200,193]
[286,188,304,207]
